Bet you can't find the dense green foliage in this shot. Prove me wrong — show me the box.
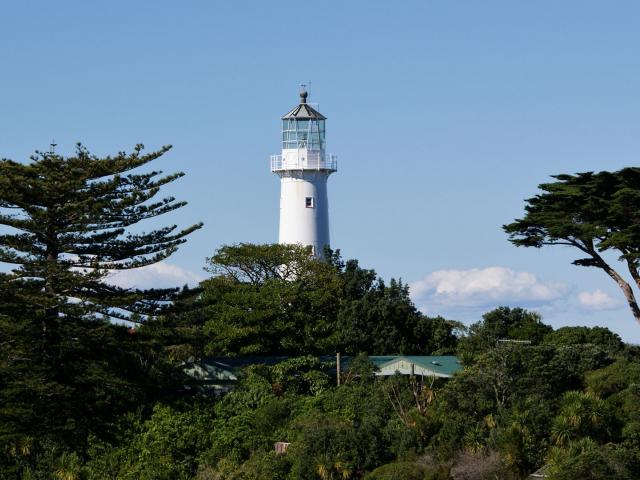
[3,157,640,479]
[0,144,201,472]
[4,316,638,479]
[457,307,552,361]
[155,244,460,359]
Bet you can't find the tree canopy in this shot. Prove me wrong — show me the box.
[0,143,201,451]
[504,168,640,325]
[200,243,343,356]
[189,243,460,357]
[0,143,202,323]
[457,306,552,362]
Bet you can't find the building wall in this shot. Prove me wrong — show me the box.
[278,170,331,256]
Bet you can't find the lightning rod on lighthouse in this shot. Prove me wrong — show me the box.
[270,88,337,257]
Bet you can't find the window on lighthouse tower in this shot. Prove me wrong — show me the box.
[305,197,314,208]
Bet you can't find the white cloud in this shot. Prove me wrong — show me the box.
[577,289,622,311]
[410,266,565,312]
[106,262,204,289]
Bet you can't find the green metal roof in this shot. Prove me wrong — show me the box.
[372,355,462,377]
[184,355,463,387]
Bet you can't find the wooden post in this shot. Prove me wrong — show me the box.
[275,442,290,454]
[336,352,341,386]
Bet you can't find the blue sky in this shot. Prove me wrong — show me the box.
[2,1,640,341]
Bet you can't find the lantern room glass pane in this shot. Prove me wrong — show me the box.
[282,118,326,150]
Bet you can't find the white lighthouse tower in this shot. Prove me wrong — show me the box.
[271,88,337,256]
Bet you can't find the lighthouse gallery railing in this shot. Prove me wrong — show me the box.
[270,153,337,172]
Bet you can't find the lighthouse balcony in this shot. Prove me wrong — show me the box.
[270,153,337,172]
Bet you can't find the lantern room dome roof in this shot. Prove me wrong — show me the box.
[281,90,326,120]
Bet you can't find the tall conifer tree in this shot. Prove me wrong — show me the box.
[0,143,201,448]
[0,143,201,323]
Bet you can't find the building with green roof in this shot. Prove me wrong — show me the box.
[368,356,462,378]
[182,355,462,394]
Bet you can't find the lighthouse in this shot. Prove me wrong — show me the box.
[271,88,337,257]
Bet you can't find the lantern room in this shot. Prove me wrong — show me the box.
[271,88,336,173]
[281,90,326,152]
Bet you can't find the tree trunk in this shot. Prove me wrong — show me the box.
[585,248,640,326]
[625,260,640,293]
[43,240,59,337]
[602,263,640,326]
